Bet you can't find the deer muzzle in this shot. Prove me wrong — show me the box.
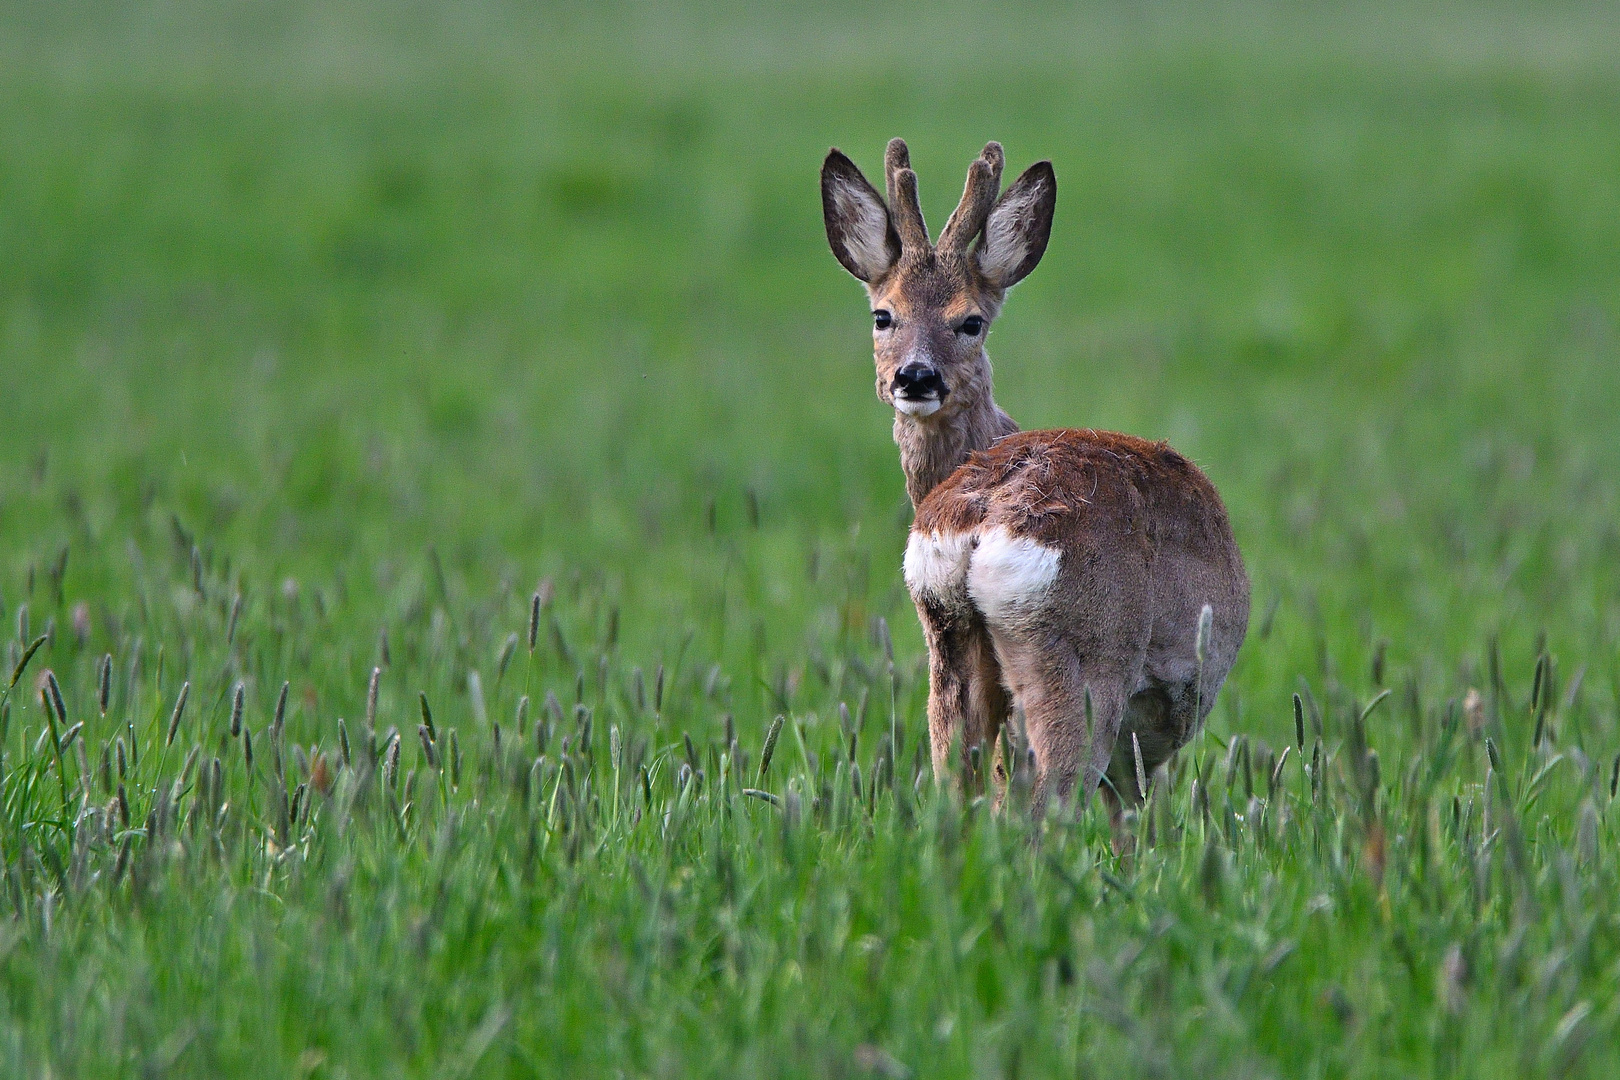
[892,361,947,416]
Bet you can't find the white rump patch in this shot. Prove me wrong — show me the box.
[903,531,974,608]
[905,526,1061,626]
[965,526,1061,626]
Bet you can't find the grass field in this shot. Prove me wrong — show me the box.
[3,1,1620,1075]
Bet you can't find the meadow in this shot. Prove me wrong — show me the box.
[2,1,1620,1075]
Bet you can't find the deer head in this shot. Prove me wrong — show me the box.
[821,139,1056,423]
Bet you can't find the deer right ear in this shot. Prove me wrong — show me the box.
[821,150,900,283]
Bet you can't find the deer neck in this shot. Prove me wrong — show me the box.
[894,388,1018,508]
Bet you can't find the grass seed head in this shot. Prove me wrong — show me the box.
[9,634,45,689]
[243,726,254,773]
[497,632,518,681]
[759,715,784,781]
[1132,732,1148,800]
[231,682,244,737]
[366,667,381,730]
[385,735,401,790]
[1576,800,1599,864]
[418,691,436,741]
[528,591,541,651]
[1461,688,1484,736]
[337,718,351,768]
[469,671,487,727]
[274,681,289,738]
[74,735,91,796]
[98,654,111,716]
[45,669,68,727]
[1196,603,1214,666]
[167,681,190,747]
[311,757,333,799]
[418,724,438,769]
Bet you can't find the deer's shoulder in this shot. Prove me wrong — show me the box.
[913,428,1224,541]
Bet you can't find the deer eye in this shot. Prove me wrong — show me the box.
[873,310,893,330]
[958,316,985,336]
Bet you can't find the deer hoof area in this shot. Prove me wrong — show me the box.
[904,526,1061,627]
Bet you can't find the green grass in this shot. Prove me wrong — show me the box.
[3,1,1620,1075]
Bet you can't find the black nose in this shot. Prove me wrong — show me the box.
[893,362,946,399]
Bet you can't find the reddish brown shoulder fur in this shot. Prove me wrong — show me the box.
[913,429,1231,546]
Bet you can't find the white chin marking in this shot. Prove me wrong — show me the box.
[894,398,942,417]
[966,526,1062,627]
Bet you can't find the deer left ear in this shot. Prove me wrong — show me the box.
[821,149,901,283]
[976,161,1056,289]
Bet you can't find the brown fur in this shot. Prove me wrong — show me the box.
[820,141,1248,818]
[918,431,1249,812]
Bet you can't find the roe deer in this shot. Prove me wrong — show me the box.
[821,139,1249,818]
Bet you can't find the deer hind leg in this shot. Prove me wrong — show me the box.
[917,603,1010,796]
[962,525,1149,819]
[958,621,1012,799]
[994,641,1132,822]
[908,529,1013,796]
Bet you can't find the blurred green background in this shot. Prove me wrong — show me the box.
[3,2,1620,1074]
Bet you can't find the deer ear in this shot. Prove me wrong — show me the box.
[821,149,900,282]
[976,161,1055,289]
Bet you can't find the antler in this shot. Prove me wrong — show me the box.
[937,142,1004,255]
[884,138,931,255]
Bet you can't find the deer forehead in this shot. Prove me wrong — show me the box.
[873,259,998,320]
